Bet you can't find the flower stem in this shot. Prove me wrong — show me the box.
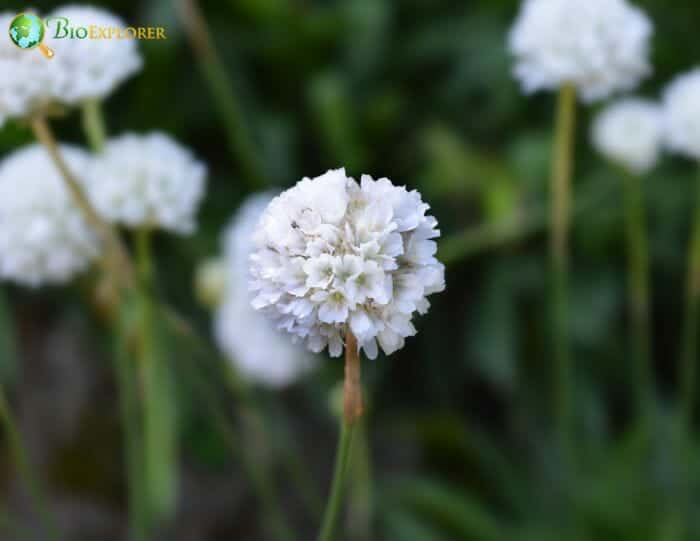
[81,98,107,153]
[30,116,134,291]
[175,0,265,189]
[114,321,150,541]
[317,332,362,541]
[622,169,654,423]
[0,387,59,541]
[549,83,576,453]
[681,169,700,428]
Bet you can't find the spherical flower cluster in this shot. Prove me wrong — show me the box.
[0,11,60,128]
[0,144,100,287]
[0,6,142,127]
[214,193,315,387]
[592,98,663,174]
[250,169,445,359]
[508,0,653,103]
[46,5,143,103]
[88,132,207,234]
[662,68,700,160]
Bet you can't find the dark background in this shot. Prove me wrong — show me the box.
[2,0,700,539]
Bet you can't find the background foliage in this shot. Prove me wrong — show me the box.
[2,0,700,539]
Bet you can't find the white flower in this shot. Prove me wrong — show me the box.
[0,11,62,124]
[214,193,315,388]
[250,169,445,359]
[508,0,653,103]
[662,68,700,160]
[0,144,100,287]
[0,7,142,126]
[46,5,143,103]
[88,133,207,234]
[592,98,663,174]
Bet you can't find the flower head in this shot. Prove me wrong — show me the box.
[0,144,100,286]
[0,7,142,126]
[89,132,207,234]
[0,11,60,126]
[508,0,652,103]
[46,5,143,103]
[592,98,663,174]
[250,169,445,359]
[662,68,700,160]
[215,193,315,387]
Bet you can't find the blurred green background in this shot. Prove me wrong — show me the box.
[2,0,700,539]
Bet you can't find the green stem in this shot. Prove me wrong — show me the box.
[81,99,107,153]
[175,0,265,189]
[318,332,362,541]
[135,229,179,526]
[622,169,654,424]
[114,319,150,541]
[347,416,372,540]
[317,420,356,541]
[549,83,576,454]
[681,170,700,428]
[0,388,58,541]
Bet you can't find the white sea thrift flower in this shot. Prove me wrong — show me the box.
[592,98,663,174]
[89,133,207,234]
[0,7,142,126]
[46,5,143,103]
[508,0,653,103]
[0,11,62,125]
[250,169,445,359]
[215,193,315,388]
[662,68,700,160]
[0,145,100,287]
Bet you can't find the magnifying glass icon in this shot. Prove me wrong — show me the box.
[8,13,55,59]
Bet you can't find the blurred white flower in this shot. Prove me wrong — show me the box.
[214,193,316,388]
[0,7,142,126]
[46,5,143,103]
[0,144,100,287]
[662,68,700,160]
[0,11,62,124]
[89,133,207,234]
[250,169,445,359]
[508,0,652,103]
[592,98,663,174]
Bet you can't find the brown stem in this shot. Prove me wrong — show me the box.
[343,331,363,424]
[30,116,134,291]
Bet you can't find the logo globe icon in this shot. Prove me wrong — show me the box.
[8,13,54,58]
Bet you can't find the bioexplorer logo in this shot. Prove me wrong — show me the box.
[8,13,54,58]
[8,12,167,59]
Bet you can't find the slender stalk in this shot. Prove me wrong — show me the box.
[136,228,179,525]
[318,332,362,541]
[347,416,372,540]
[681,170,700,427]
[0,388,58,541]
[549,83,576,452]
[114,323,150,541]
[622,169,654,423]
[30,116,133,291]
[81,99,107,153]
[318,422,356,541]
[175,0,265,189]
